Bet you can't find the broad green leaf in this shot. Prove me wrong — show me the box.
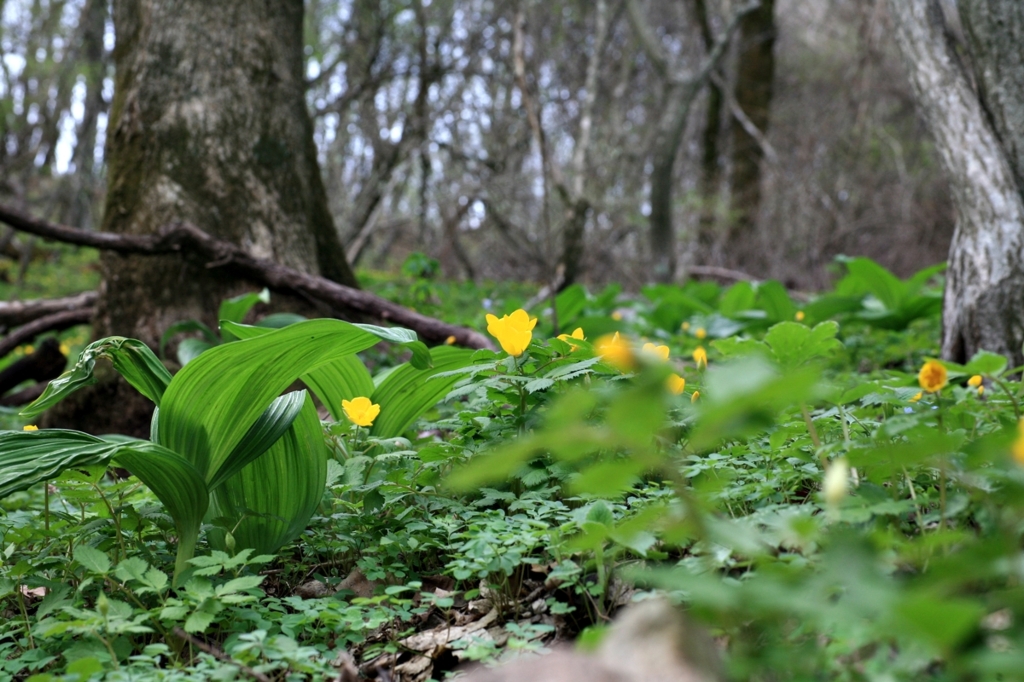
[964,350,1008,377]
[404,341,432,370]
[112,441,209,582]
[207,394,327,555]
[718,281,757,317]
[177,338,213,366]
[764,321,841,369]
[841,257,905,310]
[23,338,173,418]
[554,284,588,326]
[756,281,797,323]
[73,545,111,574]
[255,312,307,329]
[159,320,218,359]
[368,346,475,438]
[207,391,307,491]
[302,357,375,420]
[162,319,397,482]
[0,430,117,496]
[218,288,270,325]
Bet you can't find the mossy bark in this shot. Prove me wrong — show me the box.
[47,1,357,434]
[97,0,356,345]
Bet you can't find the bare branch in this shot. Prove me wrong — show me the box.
[0,204,493,350]
[624,0,670,79]
[0,292,98,330]
[0,309,93,361]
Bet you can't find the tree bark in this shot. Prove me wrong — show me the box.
[728,0,775,240]
[889,0,1024,365]
[101,0,358,348]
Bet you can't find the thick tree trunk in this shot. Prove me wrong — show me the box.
[100,0,357,346]
[694,0,725,249]
[727,0,775,241]
[889,0,1024,365]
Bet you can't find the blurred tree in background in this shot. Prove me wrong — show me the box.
[1,0,954,293]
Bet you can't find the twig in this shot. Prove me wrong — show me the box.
[0,203,493,350]
[0,309,93,360]
[172,627,272,682]
[0,291,97,329]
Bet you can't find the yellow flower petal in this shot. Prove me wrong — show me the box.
[795,311,805,322]
[445,335,457,345]
[910,392,923,403]
[342,396,381,427]
[486,309,535,357]
[611,311,623,321]
[642,342,670,362]
[691,390,700,403]
[693,346,708,371]
[596,332,634,372]
[918,360,948,393]
[667,374,686,395]
[681,321,690,331]
[694,328,707,340]
[968,375,982,387]
[22,425,38,431]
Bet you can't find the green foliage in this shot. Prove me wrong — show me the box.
[5,256,1021,681]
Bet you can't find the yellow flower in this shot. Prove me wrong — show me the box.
[596,332,634,371]
[823,458,849,506]
[557,327,586,348]
[611,311,623,321]
[24,345,33,355]
[695,327,707,340]
[1013,420,1024,466]
[667,374,686,395]
[918,360,948,393]
[978,385,985,396]
[641,342,670,362]
[681,321,690,332]
[693,346,708,371]
[342,397,381,427]
[445,335,457,345]
[968,375,982,387]
[485,309,537,357]
[910,392,923,403]
[795,311,805,322]
[22,425,38,431]
[59,342,71,355]
[691,390,700,403]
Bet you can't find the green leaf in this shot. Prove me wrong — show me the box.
[218,288,270,325]
[301,356,375,421]
[207,391,306,491]
[964,350,1007,377]
[0,430,117,497]
[159,320,219,359]
[23,338,173,418]
[255,312,307,329]
[404,341,433,370]
[368,346,475,438]
[112,441,210,582]
[73,545,111,574]
[756,281,797,323]
[177,338,213,366]
[206,393,327,555]
[764,321,841,369]
[841,257,905,310]
[718,281,757,317]
[115,557,149,583]
[161,319,394,482]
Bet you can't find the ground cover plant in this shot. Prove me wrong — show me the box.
[0,257,1022,680]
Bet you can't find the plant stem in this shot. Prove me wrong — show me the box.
[801,403,826,470]
[991,375,1021,420]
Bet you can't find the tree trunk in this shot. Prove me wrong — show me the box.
[727,0,775,240]
[99,0,357,347]
[889,0,1024,366]
[694,0,724,249]
[48,0,359,436]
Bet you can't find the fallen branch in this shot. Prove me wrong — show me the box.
[0,309,93,361]
[0,338,67,397]
[0,291,98,330]
[684,265,755,282]
[0,204,493,349]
